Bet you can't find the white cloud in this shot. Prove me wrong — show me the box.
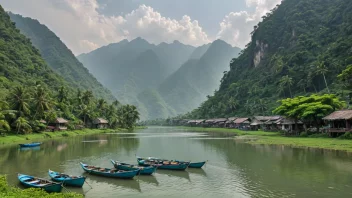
[217,0,282,48]
[0,0,209,54]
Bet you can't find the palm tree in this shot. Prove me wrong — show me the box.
[112,100,121,107]
[227,97,239,113]
[119,105,140,129]
[33,86,53,119]
[279,75,294,98]
[8,86,30,116]
[316,62,330,93]
[57,86,68,103]
[0,111,10,133]
[297,79,307,93]
[97,99,107,116]
[14,117,31,134]
[82,90,93,105]
[78,105,92,125]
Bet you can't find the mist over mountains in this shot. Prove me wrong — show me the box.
[78,38,240,120]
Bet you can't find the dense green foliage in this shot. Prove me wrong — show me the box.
[0,175,82,197]
[188,0,352,119]
[0,6,139,133]
[8,13,115,102]
[78,38,240,120]
[273,94,345,132]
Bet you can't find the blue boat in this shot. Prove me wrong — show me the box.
[110,160,156,175]
[19,142,41,148]
[18,173,62,193]
[80,162,139,179]
[48,169,86,187]
[176,160,207,168]
[137,157,189,171]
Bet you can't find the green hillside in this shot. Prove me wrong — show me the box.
[189,0,352,118]
[8,13,115,101]
[0,7,67,100]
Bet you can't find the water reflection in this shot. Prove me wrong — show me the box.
[19,146,41,151]
[84,173,142,192]
[187,168,207,177]
[156,170,190,182]
[138,175,159,186]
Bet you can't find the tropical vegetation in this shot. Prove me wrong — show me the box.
[185,0,352,119]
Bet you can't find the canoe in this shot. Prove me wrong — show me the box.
[110,160,156,175]
[80,162,139,179]
[19,142,41,148]
[48,169,86,187]
[18,173,62,193]
[176,160,207,168]
[136,157,189,170]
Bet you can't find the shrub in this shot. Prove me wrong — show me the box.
[0,175,83,198]
[299,132,308,137]
[338,132,352,140]
[61,132,69,137]
[309,133,329,138]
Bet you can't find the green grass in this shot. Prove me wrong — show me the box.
[0,175,82,198]
[178,126,352,152]
[0,127,146,147]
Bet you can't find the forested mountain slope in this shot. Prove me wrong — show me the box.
[0,6,67,100]
[157,40,241,114]
[8,13,115,101]
[189,0,352,119]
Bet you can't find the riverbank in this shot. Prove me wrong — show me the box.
[0,127,146,146]
[178,127,352,152]
[0,175,82,198]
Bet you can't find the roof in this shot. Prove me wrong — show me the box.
[54,118,68,124]
[93,118,108,124]
[234,118,249,124]
[39,119,47,124]
[213,118,227,123]
[275,118,303,125]
[253,116,281,121]
[250,120,264,126]
[323,110,352,120]
[227,117,238,121]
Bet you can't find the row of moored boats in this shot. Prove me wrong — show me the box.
[18,156,206,193]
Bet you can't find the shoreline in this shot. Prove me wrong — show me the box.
[176,126,352,153]
[0,127,147,147]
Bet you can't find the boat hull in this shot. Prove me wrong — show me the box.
[19,142,41,148]
[18,174,62,193]
[137,159,188,170]
[80,162,139,179]
[188,161,206,168]
[110,160,156,175]
[48,170,86,187]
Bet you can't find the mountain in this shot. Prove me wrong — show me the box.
[156,40,241,114]
[8,13,115,101]
[188,0,352,119]
[78,38,240,120]
[0,6,67,100]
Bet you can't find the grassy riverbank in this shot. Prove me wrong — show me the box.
[0,127,147,146]
[179,127,352,152]
[0,175,82,198]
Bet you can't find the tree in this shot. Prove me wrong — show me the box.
[8,86,30,117]
[279,75,294,98]
[97,99,107,116]
[33,85,53,119]
[78,105,92,126]
[57,86,68,103]
[227,97,239,113]
[0,111,10,133]
[316,62,330,93]
[338,64,352,89]
[82,90,93,105]
[274,94,344,133]
[14,117,31,134]
[118,105,140,129]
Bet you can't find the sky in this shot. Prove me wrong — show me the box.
[0,0,282,55]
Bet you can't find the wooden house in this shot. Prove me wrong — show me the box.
[275,118,304,132]
[225,117,238,128]
[234,118,251,130]
[213,118,228,127]
[93,118,109,129]
[252,116,281,131]
[48,118,68,131]
[323,110,352,136]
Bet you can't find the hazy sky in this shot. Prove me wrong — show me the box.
[0,0,281,55]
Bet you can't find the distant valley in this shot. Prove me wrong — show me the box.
[78,38,240,120]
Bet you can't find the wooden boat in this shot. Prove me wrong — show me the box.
[19,142,41,148]
[110,160,156,175]
[18,173,62,193]
[136,157,189,170]
[80,162,139,179]
[48,169,86,187]
[176,160,207,168]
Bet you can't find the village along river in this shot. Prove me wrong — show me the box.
[1,127,352,197]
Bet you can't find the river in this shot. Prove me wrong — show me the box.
[1,127,352,197]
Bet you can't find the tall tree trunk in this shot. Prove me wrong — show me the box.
[323,74,330,93]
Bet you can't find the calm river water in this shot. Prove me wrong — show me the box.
[1,127,352,197]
